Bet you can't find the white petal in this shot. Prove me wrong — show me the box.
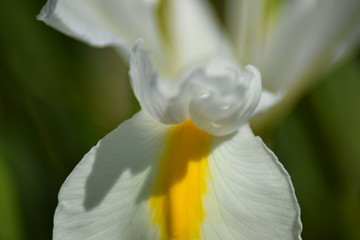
[203,124,302,240]
[37,0,161,53]
[332,19,360,63]
[227,0,360,94]
[258,0,360,92]
[160,0,230,72]
[226,0,269,65]
[189,64,262,136]
[254,90,284,115]
[129,40,192,124]
[53,111,169,240]
[54,113,301,239]
[130,42,262,136]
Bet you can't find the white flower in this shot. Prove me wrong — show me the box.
[53,42,301,239]
[37,0,360,239]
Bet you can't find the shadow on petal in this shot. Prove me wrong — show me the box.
[82,112,169,210]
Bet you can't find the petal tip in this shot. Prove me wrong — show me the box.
[37,0,57,21]
[132,39,145,51]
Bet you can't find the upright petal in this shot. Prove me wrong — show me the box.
[227,0,360,93]
[226,0,271,65]
[259,0,360,93]
[156,0,230,75]
[37,0,162,53]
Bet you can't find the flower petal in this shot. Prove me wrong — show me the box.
[258,0,360,92]
[53,111,169,240]
[227,0,360,93]
[159,0,229,72]
[254,90,284,115]
[37,0,161,52]
[146,120,301,239]
[129,40,192,124]
[189,64,262,136]
[203,124,302,239]
[130,42,262,136]
[54,111,301,239]
[226,0,270,65]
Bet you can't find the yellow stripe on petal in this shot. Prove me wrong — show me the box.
[149,120,212,240]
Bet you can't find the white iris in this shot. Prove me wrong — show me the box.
[37,0,360,239]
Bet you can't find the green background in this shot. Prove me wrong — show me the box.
[0,0,359,239]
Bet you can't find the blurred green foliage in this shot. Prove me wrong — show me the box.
[274,57,360,240]
[0,0,359,240]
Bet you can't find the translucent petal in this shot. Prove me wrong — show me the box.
[159,0,229,72]
[227,0,360,93]
[53,111,169,240]
[259,0,360,92]
[37,0,161,53]
[203,124,302,240]
[226,0,269,65]
[254,90,284,115]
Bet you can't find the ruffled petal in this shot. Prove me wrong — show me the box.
[53,111,169,240]
[130,42,262,136]
[203,124,302,240]
[129,40,192,124]
[189,63,261,136]
[37,0,161,52]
